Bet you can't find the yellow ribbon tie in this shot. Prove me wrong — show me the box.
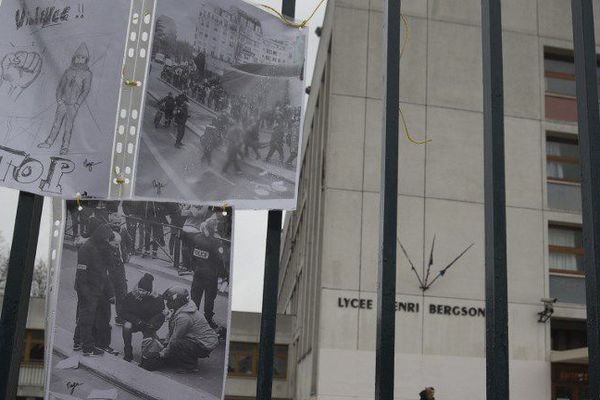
[257,0,326,28]
[75,192,83,211]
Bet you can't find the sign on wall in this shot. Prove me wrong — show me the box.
[0,0,308,210]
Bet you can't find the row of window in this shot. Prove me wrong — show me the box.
[544,50,586,305]
[228,342,288,379]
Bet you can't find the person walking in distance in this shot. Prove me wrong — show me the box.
[174,94,189,148]
[38,43,92,155]
[419,387,435,400]
[157,92,175,127]
[121,273,166,362]
[243,115,261,160]
[222,121,243,175]
[265,117,285,163]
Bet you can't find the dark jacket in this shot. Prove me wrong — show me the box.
[121,288,165,328]
[174,103,189,125]
[75,224,114,296]
[188,231,224,276]
[158,95,175,112]
[164,301,218,356]
[122,201,143,216]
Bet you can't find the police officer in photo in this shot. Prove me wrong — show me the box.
[157,92,176,127]
[189,210,227,329]
[174,94,190,148]
[73,217,115,356]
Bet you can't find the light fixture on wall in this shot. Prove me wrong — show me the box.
[537,297,557,323]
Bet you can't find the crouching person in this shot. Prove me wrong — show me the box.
[159,286,220,372]
[121,273,166,362]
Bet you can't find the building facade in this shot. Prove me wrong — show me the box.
[279,0,598,399]
[0,293,47,400]
[194,2,297,66]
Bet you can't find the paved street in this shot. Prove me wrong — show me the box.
[135,63,296,202]
[53,244,228,397]
[49,354,141,400]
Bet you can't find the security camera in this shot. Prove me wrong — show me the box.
[541,297,558,304]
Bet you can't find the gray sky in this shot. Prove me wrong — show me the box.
[0,0,327,313]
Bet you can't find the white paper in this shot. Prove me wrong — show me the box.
[56,354,80,369]
[0,0,129,198]
[88,389,118,399]
[134,0,308,209]
[46,200,234,400]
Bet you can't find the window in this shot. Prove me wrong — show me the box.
[546,134,582,211]
[549,224,584,274]
[547,135,580,183]
[22,329,44,364]
[545,48,600,122]
[552,319,587,351]
[228,342,287,379]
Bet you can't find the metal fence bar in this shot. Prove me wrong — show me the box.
[255,6,295,399]
[375,1,400,399]
[481,1,509,399]
[0,192,44,400]
[571,1,600,397]
[256,209,284,400]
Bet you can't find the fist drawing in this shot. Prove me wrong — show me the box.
[0,51,42,100]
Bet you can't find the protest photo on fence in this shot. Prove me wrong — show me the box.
[46,200,232,400]
[134,0,307,208]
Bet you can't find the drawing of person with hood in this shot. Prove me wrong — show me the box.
[38,42,92,155]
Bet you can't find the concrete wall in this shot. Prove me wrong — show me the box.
[280,0,600,398]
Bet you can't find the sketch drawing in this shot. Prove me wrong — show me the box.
[0,50,42,100]
[38,42,92,155]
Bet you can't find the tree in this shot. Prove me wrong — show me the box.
[30,259,49,298]
[153,15,177,57]
[0,234,49,298]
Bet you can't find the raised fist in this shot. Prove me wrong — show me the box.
[0,51,42,99]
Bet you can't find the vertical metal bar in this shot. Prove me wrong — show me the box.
[256,5,294,399]
[375,1,400,399]
[256,210,283,400]
[281,0,296,20]
[571,1,600,398]
[481,1,509,399]
[0,192,44,399]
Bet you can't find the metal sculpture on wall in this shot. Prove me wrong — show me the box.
[399,235,474,292]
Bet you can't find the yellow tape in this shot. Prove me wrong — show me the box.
[257,0,326,28]
[75,192,83,211]
[399,14,430,145]
[124,79,142,87]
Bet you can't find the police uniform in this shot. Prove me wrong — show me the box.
[189,232,224,326]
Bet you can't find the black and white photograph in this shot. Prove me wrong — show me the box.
[0,0,130,198]
[134,0,307,209]
[46,200,233,400]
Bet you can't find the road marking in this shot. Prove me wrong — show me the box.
[141,131,199,200]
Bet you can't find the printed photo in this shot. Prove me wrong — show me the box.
[47,200,232,400]
[0,0,130,198]
[135,0,307,208]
